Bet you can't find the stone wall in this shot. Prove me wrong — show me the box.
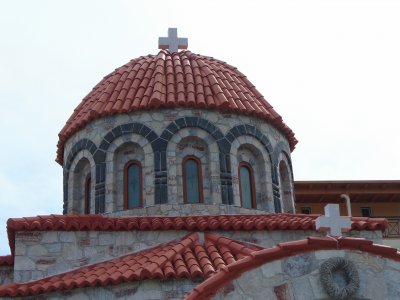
[0,266,13,286]
[106,203,284,217]
[4,278,198,300]
[13,228,382,283]
[213,250,400,300]
[63,108,293,215]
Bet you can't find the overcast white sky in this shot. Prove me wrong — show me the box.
[0,0,399,254]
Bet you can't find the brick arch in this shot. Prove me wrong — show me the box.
[63,139,97,214]
[166,127,221,205]
[94,123,159,212]
[65,139,97,171]
[224,124,274,206]
[272,141,294,181]
[270,142,294,213]
[225,124,274,159]
[156,116,227,204]
[230,136,274,211]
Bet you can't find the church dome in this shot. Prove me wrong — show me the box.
[56,50,296,164]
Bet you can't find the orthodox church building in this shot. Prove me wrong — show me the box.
[0,29,399,299]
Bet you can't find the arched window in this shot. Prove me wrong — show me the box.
[239,162,256,209]
[124,160,142,209]
[84,175,91,214]
[279,160,294,213]
[183,156,203,203]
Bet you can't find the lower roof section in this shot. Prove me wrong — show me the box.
[6,213,387,255]
[0,232,260,298]
[0,232,398,299]
[7,213,387,232]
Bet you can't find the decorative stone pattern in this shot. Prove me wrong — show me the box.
[167,127,220,204]
[110,140,145,210]
[63,109,294,215]
[67,149,95,214]
[319,257,359,299]
[213,250,400,300]
[63,140,97,214]
[277,152,294,213]
[5,278,198,300]
[230,136,273,210]
[12,226,382,283]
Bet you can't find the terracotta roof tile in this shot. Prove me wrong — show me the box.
[5,214,387,256]
[0,255,13,267]
[2,233,398,299]
[0,233,255,298]
[56,50,297,164]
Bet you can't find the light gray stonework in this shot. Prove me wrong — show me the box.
[12,226,382,283]
[0,266,13,286]
[213,250,400,300]
[63,108,294,215]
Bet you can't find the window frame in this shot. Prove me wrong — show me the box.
[182,155,204,204]
[84,175,91,214]
[124,160,143,209]
[300,207,312,214]
[361,207,372,218]
[238,162,256,209]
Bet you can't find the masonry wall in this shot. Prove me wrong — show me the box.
[213,250,400,300]
[0,266,13,286]
[13,227,382,283]
[63,108,294,215]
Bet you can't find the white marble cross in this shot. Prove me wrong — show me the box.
[315,204,351,237]
[158,28,188,52]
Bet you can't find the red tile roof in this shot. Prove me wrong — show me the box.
[6,214,387,256]
[56,50,297,164]
[1,234,398,298]
[0,233,260,298]
[185,236,400,300]
[0,255,13,267]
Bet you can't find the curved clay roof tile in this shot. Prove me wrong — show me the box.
[56,50,297,164]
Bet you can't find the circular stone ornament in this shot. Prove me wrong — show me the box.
[320,257,360,299]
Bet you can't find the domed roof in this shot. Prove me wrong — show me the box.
[57,50,297,164]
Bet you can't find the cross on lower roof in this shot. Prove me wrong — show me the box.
[158,28,188,52]
[315,204,351,237]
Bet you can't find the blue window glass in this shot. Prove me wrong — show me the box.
[185,159,200,203]
[127,163,141,208]
[85,176,91,214]
[240,166,253,209]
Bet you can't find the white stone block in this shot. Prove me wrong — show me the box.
[14,256,35,271]
[28,245,48,256]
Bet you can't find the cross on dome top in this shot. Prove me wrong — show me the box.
[315,204,352,237]
[158,28,188,52]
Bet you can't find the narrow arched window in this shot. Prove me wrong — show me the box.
[183,156,203,203]
[239,162,256,209]
[84,175,91,214]
[124,160,142,209]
